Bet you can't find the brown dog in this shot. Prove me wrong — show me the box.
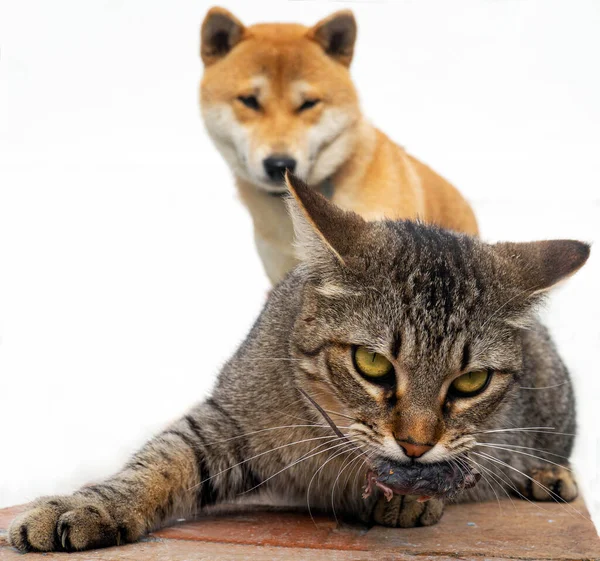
[200,8,478,284]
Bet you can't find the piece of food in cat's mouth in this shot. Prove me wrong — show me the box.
[363,458,481,502]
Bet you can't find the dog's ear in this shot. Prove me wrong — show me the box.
[284,172,367,268]
[308,10,357,67]
[201,7,245,66]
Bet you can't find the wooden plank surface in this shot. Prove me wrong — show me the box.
[1,497,598,560]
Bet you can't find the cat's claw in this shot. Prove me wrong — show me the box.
[7,495,134,553]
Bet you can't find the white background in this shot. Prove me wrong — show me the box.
[1,0,599,534]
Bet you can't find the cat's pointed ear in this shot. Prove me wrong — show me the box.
[201,7,245,66]
[307,10,357,67]
[284,172,368,268]
[495,239,590,295]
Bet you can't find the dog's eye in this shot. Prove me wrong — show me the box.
[353,346,393,379]
[297,99,320,113]
[238,95,260,111]
[450,370,491,397]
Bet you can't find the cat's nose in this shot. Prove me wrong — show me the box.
[263,155,296,182]
[398,440,434,458]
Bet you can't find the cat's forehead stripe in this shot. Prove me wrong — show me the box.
[390,331,402,359]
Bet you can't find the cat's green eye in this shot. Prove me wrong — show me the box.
[353,346,393,379]
[450,370,491,397]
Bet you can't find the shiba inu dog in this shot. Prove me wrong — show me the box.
[200,7,479,284]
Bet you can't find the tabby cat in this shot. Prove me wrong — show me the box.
[9,174,589,552]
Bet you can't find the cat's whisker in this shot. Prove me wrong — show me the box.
[474,452,590,522]
[359,434,384,447]
[462,456,513,510]
[322,409,357,422]
[475,443,573,473]
[272,407,328,425]
[518,381,568,390]
[314,440,364,494]
[452,456,497,508]
[330,454,359,524]
[294,387,358,422]
[297,438,364,480]
[476,441,572,461]
[238,437,362,496]
[203,423,348,446]
[351,452,374,493]
[306,442,359,526]
[448,457,480,503]
[474,427,576,437]
[449,457,465,480]
[330,448,370,524]
[187,434,344,493]
[469,452,558,513]
[293,386,360,425]
[446,435,476,452]
[471,452,576,512]
[274,391,333,416]
[458,457,498,504]
[297,389,358,449]
[262,386,356,427]
[346,449,374,490]
[475,426,555,433]
[274,391,353,426]
[344,457,366,498]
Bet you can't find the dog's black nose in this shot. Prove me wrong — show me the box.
[263,155,296,181]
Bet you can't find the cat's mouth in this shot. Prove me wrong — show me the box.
[296,390,480,503]
[362,457,481,503]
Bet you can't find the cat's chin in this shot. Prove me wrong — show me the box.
[362,457,481,502]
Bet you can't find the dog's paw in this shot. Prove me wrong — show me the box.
[8,495,121,552]
[525,465,578,502]
[372,495,444,528]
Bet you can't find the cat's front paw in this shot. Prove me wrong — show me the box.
[525,466,578,502]
[8,495,123,552]
[372,495,444,528]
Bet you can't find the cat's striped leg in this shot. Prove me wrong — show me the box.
[8,404,249,552]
